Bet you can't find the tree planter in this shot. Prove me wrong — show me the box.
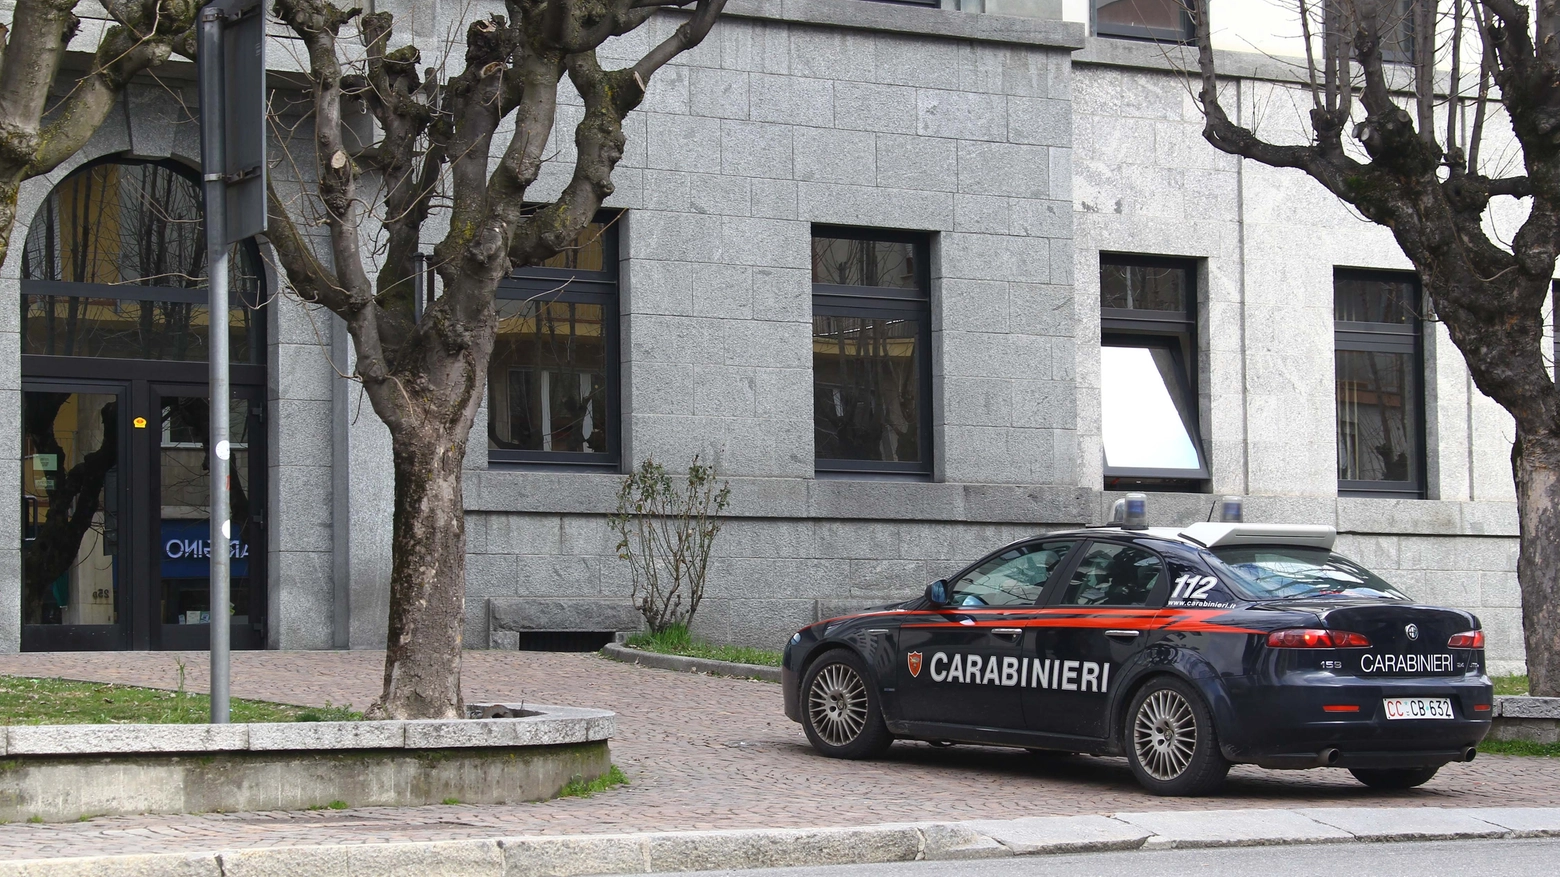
[1490,696,1560,745]
[0,703,613,822]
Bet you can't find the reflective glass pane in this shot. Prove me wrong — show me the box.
[537,222,607,272]
[21,295,258,363]
[22,391,121,626]
[1101,261,1187,312]
[489,301,610,454]
[1096,0,1188,31]
[157,394,253,627]
[20,161,263,298]
[951,541,1076,608]
[1060,543,1165,607]
[1101,345,1202,471]
[1336,350,1418,482]
[1334,274,1418,324]
[811,238,918,289]
[813,316,922,463]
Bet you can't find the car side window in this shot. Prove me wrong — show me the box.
[1058,542,1165,607]
[950,541,1077,607]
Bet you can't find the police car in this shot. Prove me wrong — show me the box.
[781,496,1493,796]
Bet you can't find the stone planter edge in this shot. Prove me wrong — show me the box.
[0,703,614,757]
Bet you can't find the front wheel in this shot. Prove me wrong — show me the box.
[1123,676,1230,796]
[1349,766,1440,789]
[800,650,892,759]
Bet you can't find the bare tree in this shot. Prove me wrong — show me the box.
[265,0,726,718]
[0,0,199,267]
[1189,0,1557,694]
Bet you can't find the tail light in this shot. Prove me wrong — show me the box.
[1448,630,1485,649]
[1267,628,1372,648]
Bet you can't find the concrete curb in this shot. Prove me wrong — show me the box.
[4,807,1558,876]
[600,643,782,683]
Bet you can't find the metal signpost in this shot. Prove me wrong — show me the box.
[198,0,266,723]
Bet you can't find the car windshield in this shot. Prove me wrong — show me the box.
[1206,546,1409,601]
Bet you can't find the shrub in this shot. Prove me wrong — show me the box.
[610,456,730,634]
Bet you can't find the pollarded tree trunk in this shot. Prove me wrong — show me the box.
[367,290,495,719]
[267,0,725,717]
[377,421,473,719]
[1514,426,1560,695]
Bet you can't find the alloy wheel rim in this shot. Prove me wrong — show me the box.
[807,663,869,747]
[1133,689,1197,781]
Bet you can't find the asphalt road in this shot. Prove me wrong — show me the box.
[636,838,1560,877]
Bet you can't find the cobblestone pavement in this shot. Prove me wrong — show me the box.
[0,649,1556,860]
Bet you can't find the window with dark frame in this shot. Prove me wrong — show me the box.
[1094,0,1194,44]
[487,216,620,468]
[811,228,932,476]
[1100,254,1209,490]
[1324,0,1417,64]
[1335,269,1425,497]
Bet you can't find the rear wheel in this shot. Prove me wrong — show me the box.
[800,650,892,759]
[1124,676,1230,796]
[1349,766,1440,789]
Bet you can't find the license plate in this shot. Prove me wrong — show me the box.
[1382,697,1455,720]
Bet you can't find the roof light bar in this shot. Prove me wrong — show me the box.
[1116,493,1148,530]
[1219,495,1243,523]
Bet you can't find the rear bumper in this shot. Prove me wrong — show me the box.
[1217,673,1492,768]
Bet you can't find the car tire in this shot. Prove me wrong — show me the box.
[1348,766,1440,789]
[800,649,893,759]
[1123,676,1230,796]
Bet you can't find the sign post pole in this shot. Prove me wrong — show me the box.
[198,0,266,724]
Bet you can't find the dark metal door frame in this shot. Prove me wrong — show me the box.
[19,360,267,652]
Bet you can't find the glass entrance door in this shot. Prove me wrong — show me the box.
[152,384,264,651]
[19,380,265,651]
[21,386,130,649]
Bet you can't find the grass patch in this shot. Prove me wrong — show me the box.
[0,675,361,725]
[558,765,628,799]
[625,625,782,667]
[1492,674,1530,696]
[1479,738,1560,758]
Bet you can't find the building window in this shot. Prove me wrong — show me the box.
[1335,269,1424,497]
[20,158,265,363]
[487,217,619,467]
[1100,254,1208,489]
[1094,0,1193,44]
[1324,0,1416,64]
[811,227,932,476]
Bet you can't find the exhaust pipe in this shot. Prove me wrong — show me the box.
[1463,746,1478,763]
[1317,747,1342,766]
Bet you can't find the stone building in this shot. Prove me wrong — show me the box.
[1,0,1534,674]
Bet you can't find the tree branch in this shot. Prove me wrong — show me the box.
[265,179,349,312]
[633,0,724,81]
[29,0,200,176]
[0,0,82,170]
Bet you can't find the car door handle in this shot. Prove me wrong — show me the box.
[1105,629,1141,639]
[991,628,1023,638]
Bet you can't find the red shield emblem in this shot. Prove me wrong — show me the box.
[907,651,923,678]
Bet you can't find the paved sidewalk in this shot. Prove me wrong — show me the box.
[2,807,1559,876]
[0,650,1558,862]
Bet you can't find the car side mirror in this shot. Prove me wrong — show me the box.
[926,579,949,606]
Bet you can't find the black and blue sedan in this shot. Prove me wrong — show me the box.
[782,517,1493,796]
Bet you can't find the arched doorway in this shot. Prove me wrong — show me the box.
[18,157,268,651]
